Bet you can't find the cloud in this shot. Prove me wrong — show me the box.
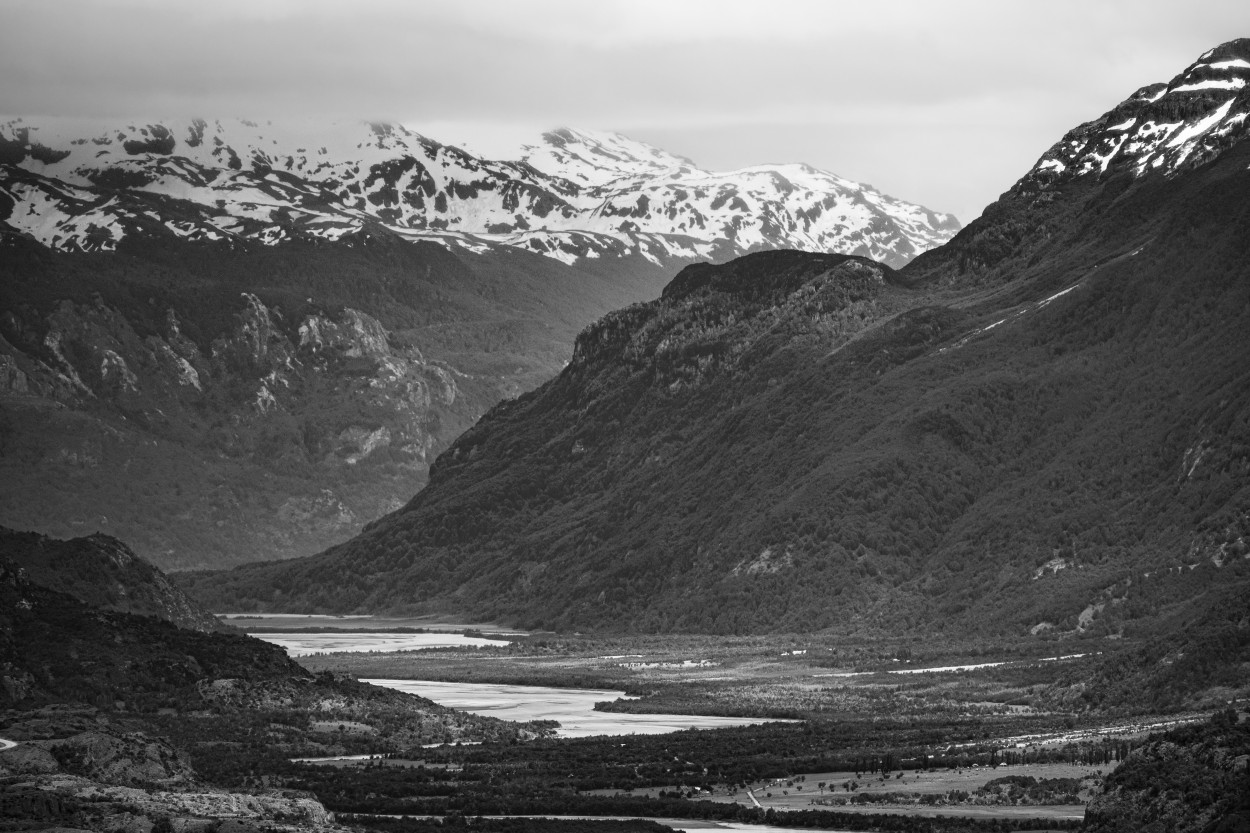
[2,0,1246,221]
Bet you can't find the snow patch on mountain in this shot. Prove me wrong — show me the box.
[1020,39,1250,188]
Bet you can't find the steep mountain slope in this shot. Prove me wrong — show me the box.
[184,40,1250,644]
[905,38,1250,286]
[0,119,958,268]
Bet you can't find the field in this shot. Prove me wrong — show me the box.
[584,761,1102,823]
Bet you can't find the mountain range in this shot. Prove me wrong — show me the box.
[0,119,957,268]
[0,119,956,570]
[183,40,1250,639]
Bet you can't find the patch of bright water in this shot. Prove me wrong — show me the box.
[366,679,791,738]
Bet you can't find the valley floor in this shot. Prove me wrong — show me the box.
[289,628,1205,729]
[270,627,1212,828]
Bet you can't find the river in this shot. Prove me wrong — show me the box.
[366,678,788,737]
[247,627,788,737]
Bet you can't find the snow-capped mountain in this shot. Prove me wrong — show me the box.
[907,38,1250,286]
[0,119,958,268]
[1020,40,1250,189]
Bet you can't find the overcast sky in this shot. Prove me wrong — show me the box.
[2,0,1246,222]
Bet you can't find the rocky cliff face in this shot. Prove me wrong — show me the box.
[3,289,454,462]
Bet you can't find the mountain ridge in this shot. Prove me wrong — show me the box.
[0,525,224,632]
